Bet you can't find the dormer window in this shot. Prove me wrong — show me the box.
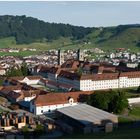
[68,97,74,105]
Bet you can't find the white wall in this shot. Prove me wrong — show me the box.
[80,76,140,91]
[80,79,119,91]
[19,78,39,85]
[24,95,36,102]
[30,102,78,115]
[128,97,140,104]
[47,73,140,91]
[127,78,140,87]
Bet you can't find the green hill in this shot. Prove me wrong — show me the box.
[0,15,92,44]
[83,25,140,52]
[0,15,140,52]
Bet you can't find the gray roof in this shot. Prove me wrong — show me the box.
[57,104,118,126]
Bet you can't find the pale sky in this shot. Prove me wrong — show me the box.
[0,1,140,27]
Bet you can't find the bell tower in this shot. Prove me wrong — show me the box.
[77,49,84,61]
[58,49,64,65]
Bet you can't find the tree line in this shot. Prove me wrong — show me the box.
[0,15,92,44]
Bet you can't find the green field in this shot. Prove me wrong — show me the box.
[0,50,39,57]
[1,29,140,54]
[61,128,140,139]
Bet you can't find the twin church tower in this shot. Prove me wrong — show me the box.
[58,49,85,65]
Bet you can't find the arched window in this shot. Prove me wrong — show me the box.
[69,98,74,105]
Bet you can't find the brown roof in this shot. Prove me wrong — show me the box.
[46,80,74,89]
[7,89,46,100]
[0,67,5,70]
[48,67,59,74]
[33,91,93,106]
[0,85,23,95]
[34,65,51,73]
[119,71,140,78]
[20,90,42,97]
[61,59,80,69]
[58,70,80,80]
[8,75,42,81]
[7,91,23,100]
[83,73,119,80]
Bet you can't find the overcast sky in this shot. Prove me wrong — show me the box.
[0,1,140,27]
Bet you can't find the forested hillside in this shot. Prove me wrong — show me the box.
[0,15,92,44]
[1,15,140,52]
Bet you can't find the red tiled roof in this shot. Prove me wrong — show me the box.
[61,59,80,69]
[119,71,140,78]
[33,91,93,106]
[0,85,23,91]
[81,73,120,80]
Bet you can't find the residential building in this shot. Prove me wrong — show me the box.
[30,91,92,115]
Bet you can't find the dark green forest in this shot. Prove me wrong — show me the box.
[0,15,92,44]
[1,15,140,51]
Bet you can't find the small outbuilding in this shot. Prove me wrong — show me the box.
[56,104,118,134]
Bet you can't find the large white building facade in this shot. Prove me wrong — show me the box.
[57,71,140,91]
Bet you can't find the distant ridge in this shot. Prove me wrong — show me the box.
[0,15,140,51]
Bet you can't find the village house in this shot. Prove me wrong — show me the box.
[30,91,92,115]
[0,67,6,75]
[5,76,45,86]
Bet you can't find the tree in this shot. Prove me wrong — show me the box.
[6,67,23,77]
[108,91,128,113]
[76,67,83,76]
[87,91,110,111]
[22,125,30,139]
[119,61,126,67]
[34,124,45,137]
[87,90,129,114]
[137,63,140,70]
[137,86,140,93]
[21,63,29,76]
[0,79,4,86]
[6,63,30,77]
